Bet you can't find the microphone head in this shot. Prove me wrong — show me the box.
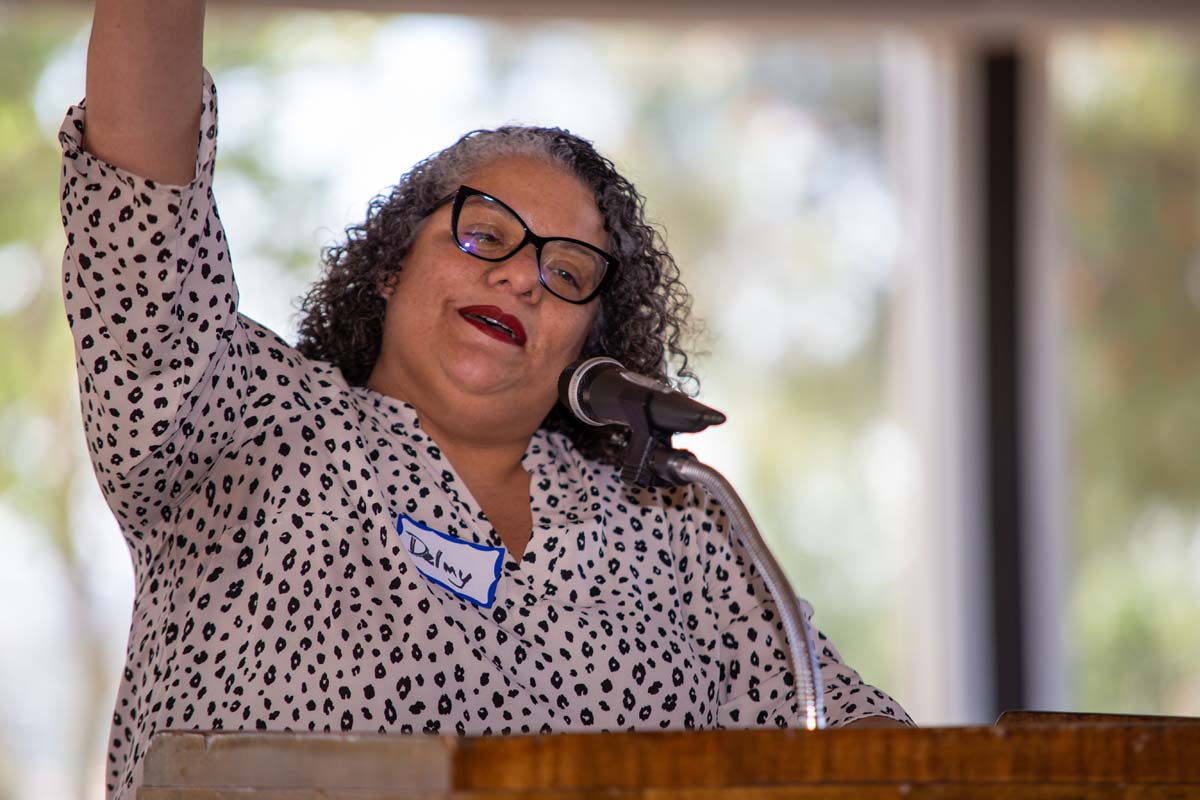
[558,357,623,427]
[559,356,726,433]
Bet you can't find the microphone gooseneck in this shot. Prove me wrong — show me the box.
[556,356,826,730]
[659,452,827,731]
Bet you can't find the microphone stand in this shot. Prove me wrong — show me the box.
[617,395,827,731]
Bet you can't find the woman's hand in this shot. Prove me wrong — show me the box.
[83,0,207,185]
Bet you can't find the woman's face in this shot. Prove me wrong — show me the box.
[371,156,606,435]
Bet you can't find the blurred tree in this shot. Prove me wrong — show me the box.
[1056,32,1200,714]
[0,10,105,800]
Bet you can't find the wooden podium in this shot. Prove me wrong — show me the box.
[139,713,1200,798]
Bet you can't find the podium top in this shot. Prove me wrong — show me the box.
[140,716,1200,797]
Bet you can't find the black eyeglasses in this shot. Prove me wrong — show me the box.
[428,185,617,304]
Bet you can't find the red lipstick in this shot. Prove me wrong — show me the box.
[458,305,527,347]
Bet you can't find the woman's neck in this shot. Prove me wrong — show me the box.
[412,407,535,557]
[409,400,533,490]
[367,379,537,556]
[365,366,544,490]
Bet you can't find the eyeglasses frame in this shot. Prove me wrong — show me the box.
[427,185,618,305]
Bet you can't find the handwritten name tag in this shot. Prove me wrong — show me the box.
[395,514,504,608]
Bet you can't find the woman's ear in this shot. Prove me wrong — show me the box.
[377,270,400,299]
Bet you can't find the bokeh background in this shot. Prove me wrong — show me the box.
[2,1,1200,798]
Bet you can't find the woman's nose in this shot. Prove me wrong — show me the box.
[486,243,544,299]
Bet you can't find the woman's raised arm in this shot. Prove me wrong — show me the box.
[61,0,260,558]
[83,0,206,185]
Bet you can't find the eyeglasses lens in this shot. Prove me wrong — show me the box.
[455,194,606,303]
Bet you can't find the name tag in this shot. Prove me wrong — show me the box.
[395,514,504,608]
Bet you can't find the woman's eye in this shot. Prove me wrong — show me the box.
[463,226,502,244]
[549,266,582,287]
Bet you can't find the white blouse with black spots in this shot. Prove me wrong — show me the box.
[59,71,913,800]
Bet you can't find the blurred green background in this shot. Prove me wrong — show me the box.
[1,5,1198,799]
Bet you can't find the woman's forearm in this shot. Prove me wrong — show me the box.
[83,0,207,185]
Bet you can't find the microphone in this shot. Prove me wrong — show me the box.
[558,357,726,434]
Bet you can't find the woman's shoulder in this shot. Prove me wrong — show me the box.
[237,313,356,398]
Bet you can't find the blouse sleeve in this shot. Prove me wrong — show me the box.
[671,485,915,729]
[59,70,253,567]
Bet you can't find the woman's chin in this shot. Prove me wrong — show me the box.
[443,358,527,398]
[446,359,557,417]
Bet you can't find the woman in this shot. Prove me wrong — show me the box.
[63,2,912,798]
